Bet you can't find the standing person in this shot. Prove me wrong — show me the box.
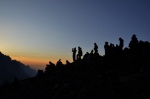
[104,42,109,56]
[77,46,83,60]
[119,38,124,50]
[72,47,77,62]
[129,34,138,50]
[94,43,98,54]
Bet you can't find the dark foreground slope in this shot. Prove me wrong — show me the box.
[0,58,150,99]
[0,34,150,99]
[0,52,37,85]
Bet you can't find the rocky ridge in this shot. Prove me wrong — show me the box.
[0,34,150,99]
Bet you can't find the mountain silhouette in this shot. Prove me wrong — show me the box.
[1,34,150,98]
[0,52,37,85]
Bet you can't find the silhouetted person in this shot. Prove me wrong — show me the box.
[56,59,62,67]
[94,43,98,54]
[83,52,90,61]
[119,38,124,50]
[123,47,129,55]
[104,42,109,56]
[77,46,83,60]
[49,61,55,66]
[129,34,138,50]
[90,50,93,54]
[45,61,56,73]
[72,47,77,62]
[110,43,113,50]
[109,43,115,55]
[66,60,70,65]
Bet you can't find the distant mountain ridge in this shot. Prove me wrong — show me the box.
[0,52,37,85]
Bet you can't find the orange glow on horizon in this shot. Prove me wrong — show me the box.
[10,55,55,69]
[10,55,72,70]
[0,48,73,70]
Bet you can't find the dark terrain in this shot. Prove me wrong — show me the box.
[0,52,37,86]
[0,34,150,99]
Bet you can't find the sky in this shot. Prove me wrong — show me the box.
[0,0,150,70]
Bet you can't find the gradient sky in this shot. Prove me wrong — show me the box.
[0,0,150,70]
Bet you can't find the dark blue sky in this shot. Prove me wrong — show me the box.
[0,0,150,69]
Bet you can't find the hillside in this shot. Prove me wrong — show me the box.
[0,34,150,99]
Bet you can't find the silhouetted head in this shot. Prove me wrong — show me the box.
[105,42,108,45]
[139,40,144,43]
[86,52,89,54]
[66,60,70,63]
[119,38,123,41]
[49,61,54,65]
[78,46,82,49]
[133,34,136,36]
[132,34,137,38]
[94,43,96,45]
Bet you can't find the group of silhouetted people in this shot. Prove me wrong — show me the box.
[72,46,83,61]
[72,43,99,62]
[45,34,150,74]
[104,38,124,56]
[71,34,148,61]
